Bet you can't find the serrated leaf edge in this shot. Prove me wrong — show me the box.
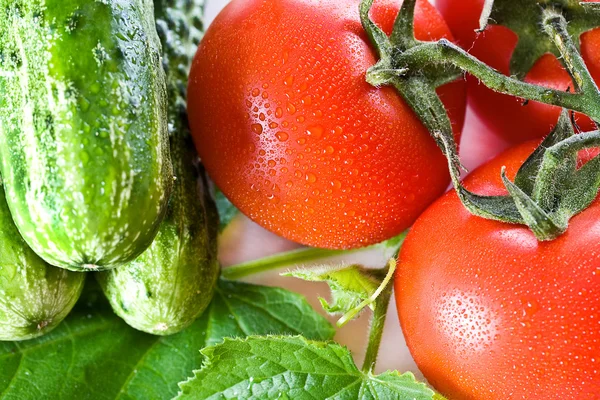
[175,335,436,400]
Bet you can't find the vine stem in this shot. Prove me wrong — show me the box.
[361,259,395,373]
[388,8,600,124]
[395,40,600,124]
[221,247,353,280]
[221,232,406,280]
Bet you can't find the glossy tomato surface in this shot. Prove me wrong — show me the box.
[395,141,600,399]
[188,0,466,249]
[437,0,600,143]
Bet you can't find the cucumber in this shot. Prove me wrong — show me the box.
[97,0,219,335]
[0,182,85,340]
[0,0,172,271]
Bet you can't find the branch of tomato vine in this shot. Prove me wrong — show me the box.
[543,8,599,96]
[394,40,600,123]
[221,247,352,280]
[221,231,405,280]
[360,259,395,373]
[582,2,600,11]
[361,0,600,240]
[382,6,600,124]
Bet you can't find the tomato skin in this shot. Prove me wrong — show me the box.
[188,0,466,249]
[436,0,600,143]
[395,141,600,399]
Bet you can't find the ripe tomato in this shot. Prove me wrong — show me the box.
[395,141,600,399]
[188,0,466,249]
[436,0,600,143]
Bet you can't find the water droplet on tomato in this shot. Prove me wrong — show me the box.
[284,75,294,87]
[275,107,283,118]
[287,102,296,115]
[306,125,323,139]
[251,124,263,134]
[306,173,317,183]
[276,131,289,142]
[521,298,540,317]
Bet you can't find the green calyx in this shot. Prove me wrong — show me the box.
[360,0,600,241]
[461,110,600,241]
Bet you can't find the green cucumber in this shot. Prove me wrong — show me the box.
[97,0,219,335]
[0,0,172,271]
[0,182,85,340]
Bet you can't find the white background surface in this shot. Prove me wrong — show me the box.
[205,0,509,379]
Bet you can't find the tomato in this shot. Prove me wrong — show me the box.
[188,0,466,249]
[436,0,600,143]
[395,140,600,399]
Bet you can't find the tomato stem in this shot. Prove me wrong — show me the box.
[221,232,406,280]
[221,248,352,280]
[582,2,600,11]
[393,41,600,123]
[361,259,395,373]
[364,0,600,124]
[360,0,600,241]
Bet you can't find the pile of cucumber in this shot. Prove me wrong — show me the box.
[0,0,218,339]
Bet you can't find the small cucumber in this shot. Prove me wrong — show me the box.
[97,0,219,335]
[0,0,172,271]
[0,182,85,341]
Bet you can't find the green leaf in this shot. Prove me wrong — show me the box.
[0,279,334,400]
[177,336,436,400]
[283,265,381,316]
[213,187,239,232]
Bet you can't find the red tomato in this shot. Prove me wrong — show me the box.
[395,141,600,399]
[188,0,466,249]
[436,0,600,143]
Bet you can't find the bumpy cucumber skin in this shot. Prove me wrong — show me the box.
[97,0,219,335]
[0,183,85,340]
[0,0,172,271]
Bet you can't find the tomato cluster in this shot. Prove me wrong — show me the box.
[188,0,600,399]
